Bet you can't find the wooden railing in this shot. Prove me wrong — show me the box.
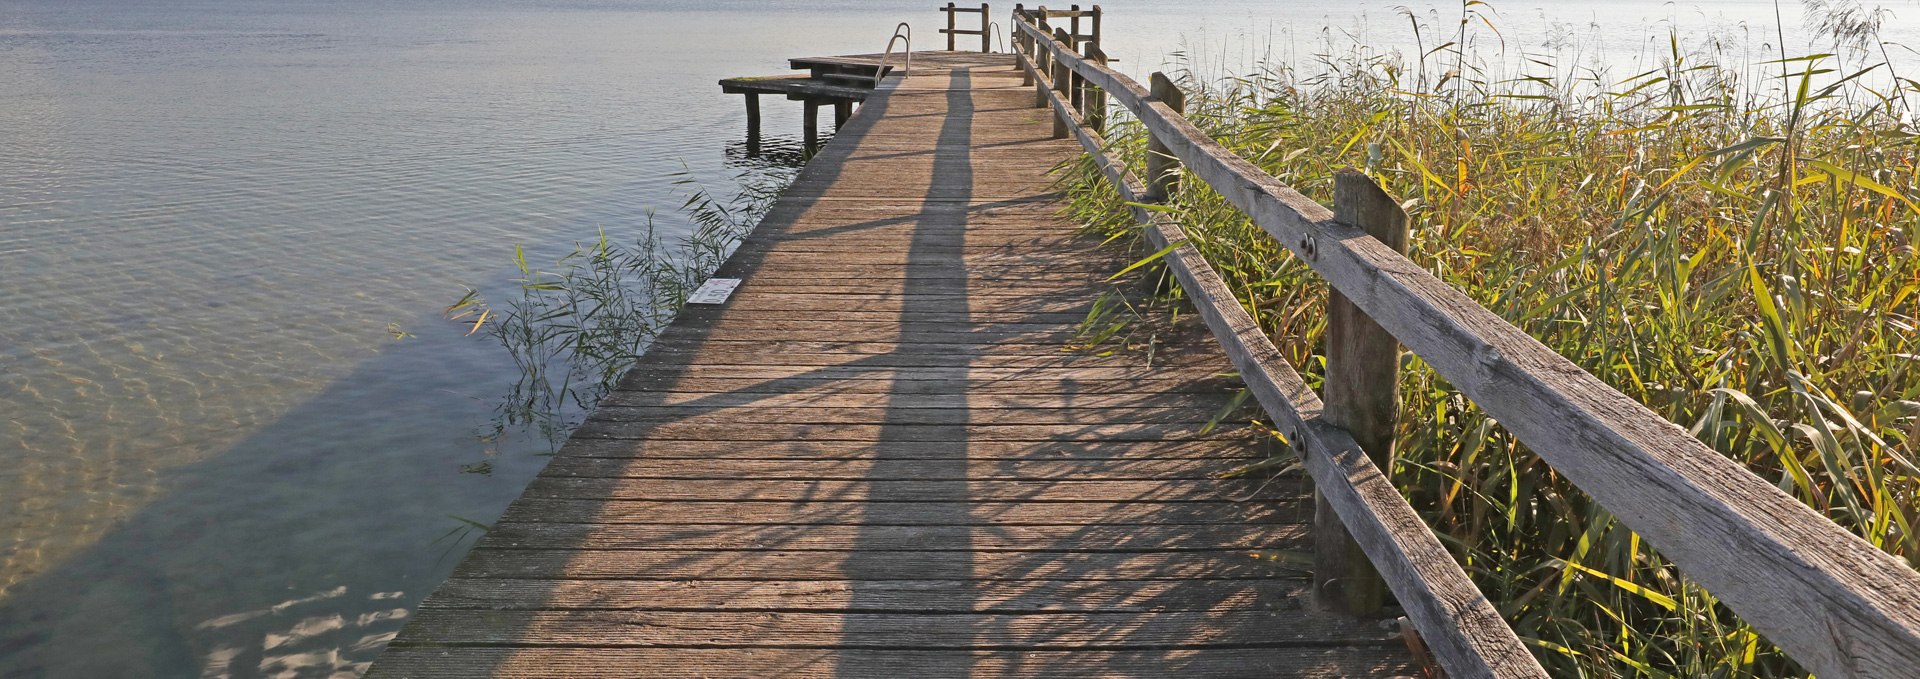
[1010,8,1920,679]
[1014,3,1099,50]
[938,3,991,52]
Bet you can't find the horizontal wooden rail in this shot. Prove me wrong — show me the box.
[1015,39,1544,679]
[1016,4,1100,50]
[1018,16,1920,679]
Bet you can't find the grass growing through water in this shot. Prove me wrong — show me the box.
[1066,3,1918,676]
[446,168,794,454]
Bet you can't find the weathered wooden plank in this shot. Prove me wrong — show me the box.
[767,187,1064,202]
[551,438,1265,461]
[605,377,1241,399]
[391,609,1396,649]
[740,227,1103,242]
[716,255,1101,272]
[666,309,1097,324]
[628,345,1134,362]
[418,578,1306,612]
[722,271,1119,282]
[1025,22,1920,677]
[584,405,1243,426]
[713,268,1123,283]
[368,647,1413,679]
[634,339,1128,357]
[569,422,1242,443]
[614,353,1210,369]
[642,327,1086,346]
[479,522,1308,552]
[718,254,1112,269]
[453,548,1309,582]
[610,364,1236,384]
[536,458,1260,480]
[690,291,1095,305]
[518,478,1272,503]
[596,391,1240,410]
[755,199,1069,219]
[497,499,1309,526]
[729,233,1098,247]
[729,238,1100,252]
[719,73,871,101]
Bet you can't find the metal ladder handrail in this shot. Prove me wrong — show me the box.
[988,21,1006,53]
[877,22,913,81]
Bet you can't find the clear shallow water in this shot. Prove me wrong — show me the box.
[0,0,1909,676]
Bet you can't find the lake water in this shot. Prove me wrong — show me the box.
[0,0,1909,676]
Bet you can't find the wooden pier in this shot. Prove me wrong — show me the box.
[368,6,1920,678]
[366,50,1419,679]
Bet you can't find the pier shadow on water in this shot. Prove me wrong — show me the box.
[0,113,824,678]
[0,313,556,678]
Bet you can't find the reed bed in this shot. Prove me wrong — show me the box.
[1065,3,1918,676]
[447,168,794,452]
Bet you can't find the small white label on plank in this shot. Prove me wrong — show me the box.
[686,278,742,305]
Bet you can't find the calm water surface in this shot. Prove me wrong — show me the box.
[0,0,1907,676]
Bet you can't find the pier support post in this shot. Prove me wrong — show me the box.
[1143,73,1184,202]
[803,100,820,153]
[1314,170,1411,616]
[744,93,762,157]
[834,100,852,129]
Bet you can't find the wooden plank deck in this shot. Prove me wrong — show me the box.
[365,54,1418,678]
[720,74,874,103]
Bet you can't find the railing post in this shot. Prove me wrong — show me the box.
[1069,4,1081,48]
[1314,170,1411,616]
[946,2,957,51]
[1143,73,1185,202]
[980,4,991,52]
[1032,9,1051,108]
[1090,5,1102,46]
[1067,42,1084,118]
[1080,42,1106,134]
[1050,28,1071,139]
[1015,6,1033,85]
